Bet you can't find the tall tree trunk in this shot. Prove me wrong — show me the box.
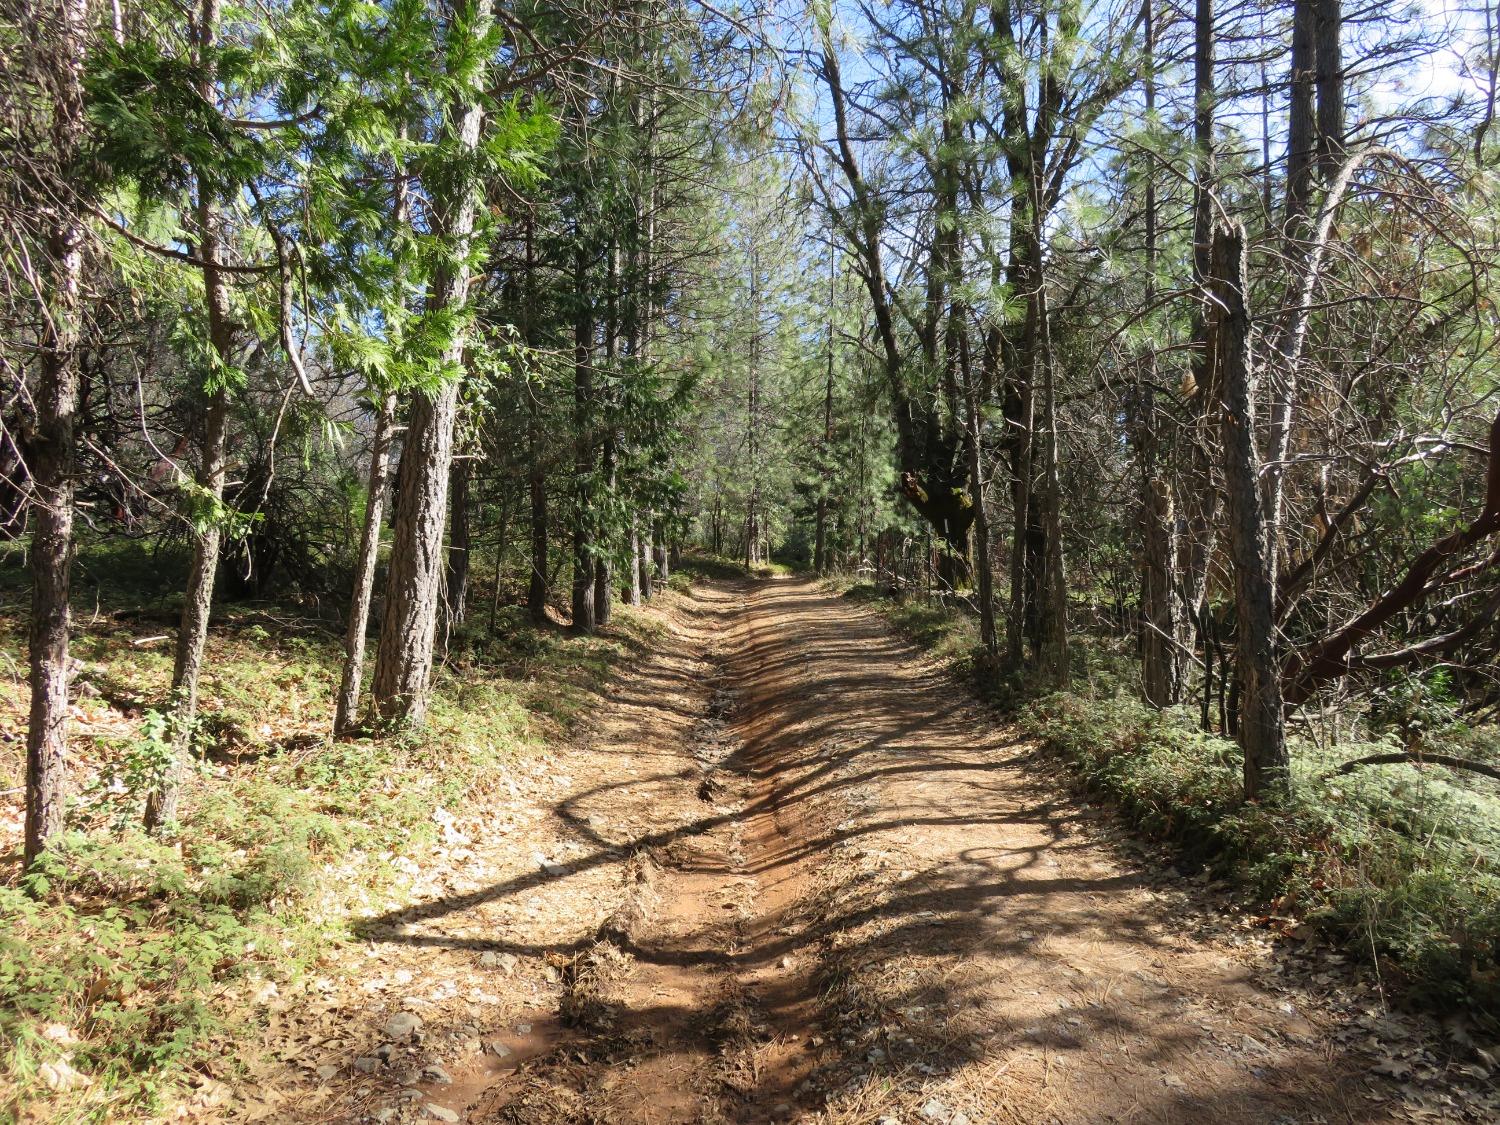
[745,248,762,572]
[488,494,509,633]
[1286,0,1318,236]
[445,453,471,633]
[523,219,549,626]
[1136,0,1188,706]
[594,438,614,627]
[1175,0,1221,728]
[146,0,231,831]
[336,127,410,734]
[334,394,397,734]
[571,243,596,635]
[371,7,487,724]
[1007,397,1035,667]
[24,0,88,865]
[373,377,463,724]
[640,514,655,600]
[1263,0,1347,591]
[593,237,619,627]
[626,517,641,606]
[527,415,549,624]
[1314,0,1344,179]
[814,251,836,575]
[1035,252,1068,687]
[961,333,998,660]
[1212,223,1289,801]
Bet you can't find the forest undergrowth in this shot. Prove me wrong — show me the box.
[0,540,681,1120]
[836,580,1500,1032]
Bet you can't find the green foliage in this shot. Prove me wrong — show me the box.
[84,37,262,199]
[1021,692,1500,1017]
[0,536,653,1115]
[89,709,189,831]
[1,833,257,1098]
[1368,669,1463,750]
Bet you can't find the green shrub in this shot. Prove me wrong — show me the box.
[1021,692,1500,1017]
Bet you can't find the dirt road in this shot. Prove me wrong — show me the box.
[268,575,1466,1124]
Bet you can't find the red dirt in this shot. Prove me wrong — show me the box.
[227,574,1487,1124]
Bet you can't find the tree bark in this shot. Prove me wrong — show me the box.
[373,378,462,724]
[523,218,549,627]
[146,0,232,831]
[1135,0,1188,707]
[816,25,974,559]
[1263,148,1367,592]
[1286,0,1318,235]
[1033,174,1068,687]
[488,494,510,633]
[626,516,641,606]
[1175,0,1221,726]
[445,453,471,633]
[1211,222,1289,801]
[640,515,655,599]
[961,332,998,659]
[24,0,88,866]
[1314,0,1345,179]
[593,236,619,628]
[371,7,487,724]
[571,242,596,635]
[814,251,836,575]
[335,394,397,734]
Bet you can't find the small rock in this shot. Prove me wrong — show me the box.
[952,1114,972,1125]
[489,1041,514,1060]
[515,1022,532,1034]
[426,1104,460,1122]
[385,1011,424,1040]
[478,951,519,973]
[354,1057,382,1074]
[919,1099,950,1122]
[40,1024,78,1046]
[374,1110,397,1124]
[376,1043,396,1061]
[315,1064,339,1080]
[423,1064,453,1085]
[531,851,567,875]
[38,1059,85,1092]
